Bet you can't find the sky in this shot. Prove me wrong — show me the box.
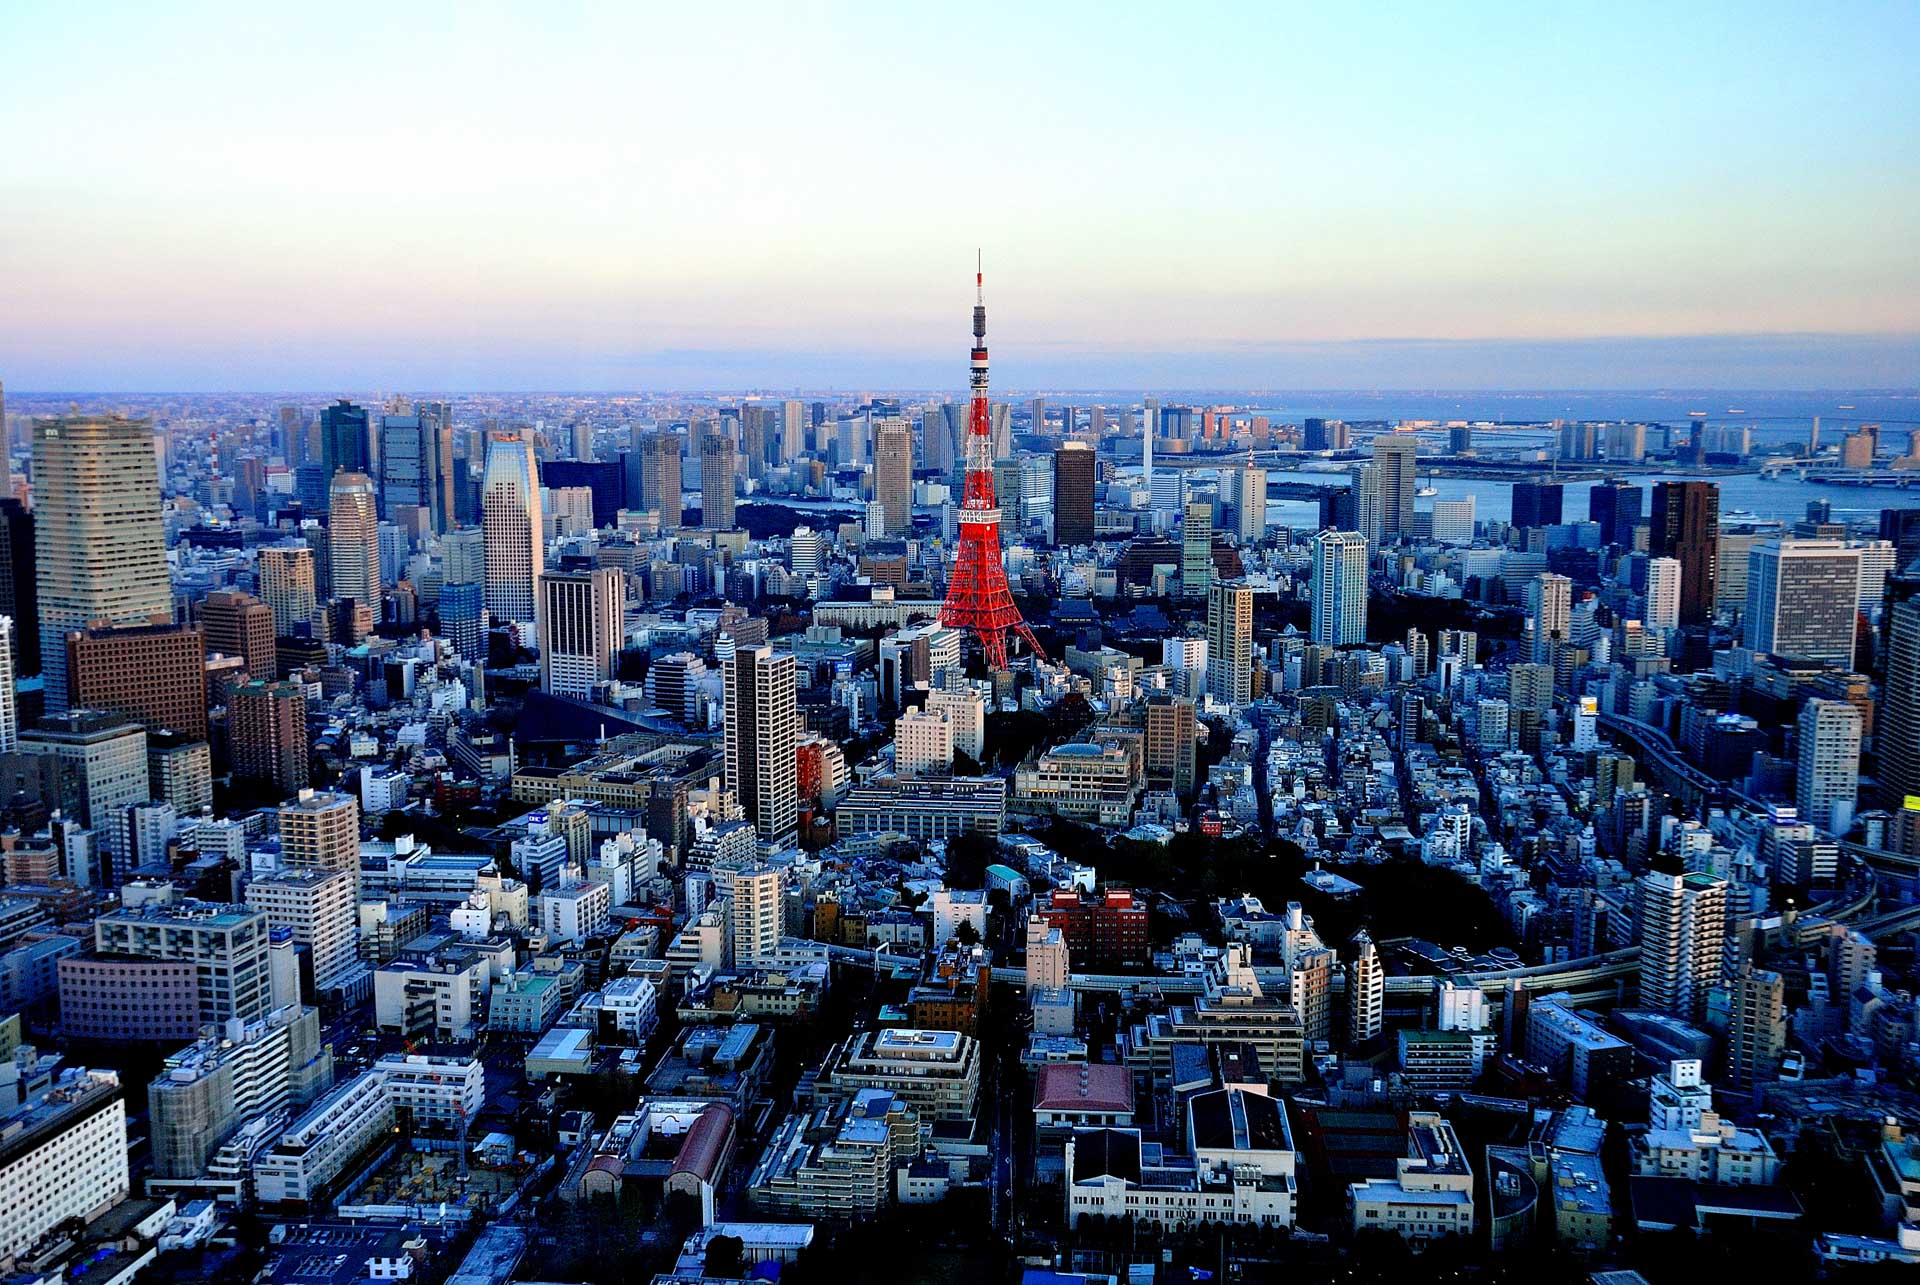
[3,1,1918,392]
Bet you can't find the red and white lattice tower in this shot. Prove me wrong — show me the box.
[939,256,1045,672]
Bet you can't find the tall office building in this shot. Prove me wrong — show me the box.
[1589,479,1642,548]
[437,582,486,664]
[279,790,361,897]
[320,399,371,478]
[638,432,681,523]
[327,472,382,614]
[1651,481,1719,626]
[1311,530,1368,647]
[92,901,273,1026]
[1052,443,1096,546]
[538,568,624,699]
[725,861,786,970]
[20,712,148,869]
[378,413,450,531]
[67,621,208,739]
[1645,558,1682,632]
[1796,698,1862,835]
[231,680,309,795]
[1744,538,1861,668]
[1637,865,1728,1022]
[1206,581,1254,705]
[1527,574,1572,661]
[0,499,38,676]
[724,645,798,845]
[701,437,737,531]
[201,589,277,680]
[1181,500,1214,598]
[1883,600,1920,808]
[481,433,544,623]
[257,545,318,639]
[441,526,485,587]
[873,419,914,537]
[1510,481,1563,530]
[1370,434,1418,541]
[32,414,172,713]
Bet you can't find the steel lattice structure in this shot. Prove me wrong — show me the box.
[938,259,1045,672]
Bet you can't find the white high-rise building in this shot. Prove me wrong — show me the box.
[789,526,824,577]
[1234,462,1267,540]
[1349,464,1382,546]
[245,867,360,992]
[723,860,785,970]
[895,708,954,777]
[724,645,798,845]
[1645,557,1682,632]
[539,568,624,699]
[0,1069,128,1260]
[1637,867,1728,1021]
[1430,497,1475,544]
[1745,538,1862,668]
[481,433,544,625]
[1162,635,1208,696]
[1311,530,1368,647]
[926,685,986,761]
[0,616,15,752]
[32,414,172,712]
[1206,581,1254,704]
[1796,698,1862,835]
[1348,931,1384,1045]
[1527,573,1572,661]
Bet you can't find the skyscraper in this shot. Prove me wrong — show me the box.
[724,644,798,845]
[1723,965,1787,1091]
[1233,462,1267,541]
[1510,481,1563,530]
[701,437,737,531]
[1745,538,1861,668]
[481,433,544,623]
[1206,580,1254,705]
[1349,463,1382,546]
[1370,434,1418,541]
[1311,530,1368,646]
[1348,931,1384,1045]
[1883,599,1920,808]
[257,545,317,639]
[378,412,449,531]
[1589,479,1643,548]
[1645,558,1682,632]
[320,399,371,478]
[1637,865,1728,1021]
[538,567,624,699]
[1796,698,1862,835]
[32,414,172,713]
[1052,442,1096,546]
[638,432,681,524]
[0,499,38,677]
[327,472,382,614]
[873,418,913,537]
[1651,481,1719,626]
[231,679,309,795]
[1181,500,1213,598]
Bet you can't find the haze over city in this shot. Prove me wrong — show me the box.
[4,2,1918,390]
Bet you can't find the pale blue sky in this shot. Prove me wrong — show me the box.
[2,1,1916,390]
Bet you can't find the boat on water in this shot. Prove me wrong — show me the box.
[1416,486,1437,497]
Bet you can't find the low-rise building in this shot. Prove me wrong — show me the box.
[1348,1111,1476,1243]
[748,1087,922,1222]
[820,1028,981,1124]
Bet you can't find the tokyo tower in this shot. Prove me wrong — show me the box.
[939,257,1045,672]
